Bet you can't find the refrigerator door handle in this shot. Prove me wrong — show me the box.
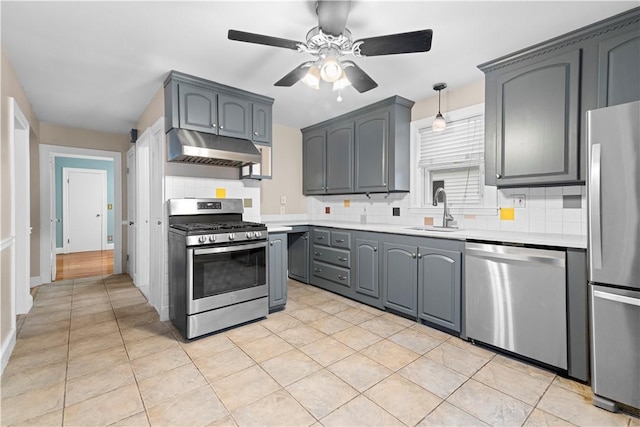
[593,290,640,307]
[590,143,602,270]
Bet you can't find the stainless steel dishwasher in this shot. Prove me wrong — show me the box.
[465,242,567,369]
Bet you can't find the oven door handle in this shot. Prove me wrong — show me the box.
[193,241,268,255]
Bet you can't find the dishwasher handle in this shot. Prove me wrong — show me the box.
[466,247,565,268]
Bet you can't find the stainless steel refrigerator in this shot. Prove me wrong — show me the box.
[587,100,640,412]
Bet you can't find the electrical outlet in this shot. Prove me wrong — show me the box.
[280,206,285,214]
[512,194,526,208]
[280,195,286,205]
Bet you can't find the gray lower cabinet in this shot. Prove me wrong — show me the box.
[309,228,353,298]
[268,233,287,312]
[288,229,309,284]
[354,238,380,299]
[418,247,461,332]
[382,242,418,317]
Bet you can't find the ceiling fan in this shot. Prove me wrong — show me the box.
[228,0,433,94]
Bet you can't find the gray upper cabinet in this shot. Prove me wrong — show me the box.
[303,130,327,194]
[178,84,217,133]
[268,233,287,312]
[326,121,354,193]
[355,109,389,192]
[301,96,414,195]
[252,102,272,143]
[494,49,581,186]
[164,71,274,140]
[597,28,640,108]
[382,242,418,317]
[218,94,251,140]
[418,246,461,332]
[480,8,640,187]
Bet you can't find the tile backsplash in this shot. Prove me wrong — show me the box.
[304,185,587,236]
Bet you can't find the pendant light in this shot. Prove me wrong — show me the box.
[432,82,447,132]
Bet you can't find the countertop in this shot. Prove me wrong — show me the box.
[265,220,587,249]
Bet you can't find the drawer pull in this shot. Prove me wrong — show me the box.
[317,236,325,240]
[314,268,322,273]
[412,253,416,259]
[337,275,347,281]
[314,252,322,256]
[335,239,345,243]
[338,257,347,262]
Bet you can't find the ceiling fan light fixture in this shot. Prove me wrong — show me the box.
[302,65,321,90]
[332,71,351,91]
[432,82,447,132]
[320,54,343,82]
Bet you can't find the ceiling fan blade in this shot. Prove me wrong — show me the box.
[316,0,351,37]
[354,29,433,56]
[274,63,313,87]
[228,29,303,51]
[342,61,378,93]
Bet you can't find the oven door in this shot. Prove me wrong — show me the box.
[187,241,267,315]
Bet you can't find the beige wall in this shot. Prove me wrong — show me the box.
[261,124,306,215]
[1,45,40,352]
[38,123,130,272]
[135,86,163,133]
[412,79,485,122]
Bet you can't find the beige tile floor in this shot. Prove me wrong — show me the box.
[2,275,639,427]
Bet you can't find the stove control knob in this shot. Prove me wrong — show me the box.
[208,235,216,243]
[198,236,207,243]
[228,233,235,241]
[246,232,254,239]
[255,231,262,238]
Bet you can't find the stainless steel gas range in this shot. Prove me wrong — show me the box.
[168,198,268,339]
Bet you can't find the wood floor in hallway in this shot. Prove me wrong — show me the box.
[55,250,114,280]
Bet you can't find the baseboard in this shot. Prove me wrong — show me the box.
[30,276,43,288]
[159,306,170,322]
[56,247,64,254]
[106,243,114,250]
[1,328,16,376]
[137,284,150,299]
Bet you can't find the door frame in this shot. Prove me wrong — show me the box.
[135,128,150,297]
[39,145,123,283]
[126,146,137,282]
[62,167,107,254]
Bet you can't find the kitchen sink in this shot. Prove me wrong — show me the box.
[406,225,459,232]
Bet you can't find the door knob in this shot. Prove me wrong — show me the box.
[129,221,134,226]
[157,221,162,225]
[96,214,101,217]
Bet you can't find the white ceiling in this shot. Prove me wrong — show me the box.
[2,1,637,134]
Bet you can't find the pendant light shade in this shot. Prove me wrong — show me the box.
[433,82,447,132]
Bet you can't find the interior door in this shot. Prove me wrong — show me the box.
[64,168,106,253]
[149,119,165,314]
[126,146,136,281]
[135,130,151,296]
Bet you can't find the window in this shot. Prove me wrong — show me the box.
[411,104,485,208]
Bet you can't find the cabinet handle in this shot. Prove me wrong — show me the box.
[374,247,377,252]
[211,124,217,128]
[337,275,346,281]
[383,182,387,186]
[335,239,345,243]
[303,235,308,240]
[412,253,416,259]
[219,125,224,130]
[254,131,259,136]
[129,221,134,226]
[417,253,422,259]
[317,236,324,240]
[314,268,322,273]
[496,173,502,179]
[270,241,274,246]
[338,257,347,262]
[314,251,322,256]
[157,221,162,225]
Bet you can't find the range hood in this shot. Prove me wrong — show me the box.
[167,128,262,167]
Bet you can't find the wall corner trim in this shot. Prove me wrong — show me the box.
[1,328,17,376]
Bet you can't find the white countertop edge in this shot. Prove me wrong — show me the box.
[263,220,587,249]
[267,226,293,233]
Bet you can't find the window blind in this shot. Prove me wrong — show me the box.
[418,114,484,168]
[429,167,481,205]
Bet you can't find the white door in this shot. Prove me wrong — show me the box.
[126,146,137,281]
[135,130,150,296]
[63,168,106,253]
[149,119,165,314]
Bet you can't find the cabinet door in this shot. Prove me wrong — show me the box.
[355,110,389,192]
[268,234,287,310]
[495,49,580,186]
[178,84,217,133]
[355,239,379,298]
[252,102,272,143]
[382,242,417,317]
[218,94,251,139]
[417,247,461,332]
[598,30,640,108]
[326,122,354,194]
[303,131,327,194]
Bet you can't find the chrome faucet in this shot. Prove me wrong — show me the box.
[433,187,454,228]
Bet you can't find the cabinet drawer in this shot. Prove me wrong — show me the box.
[312,229,330,246]
[312,246,351,268]
[331,231,351,249]
[312,261,350,288]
